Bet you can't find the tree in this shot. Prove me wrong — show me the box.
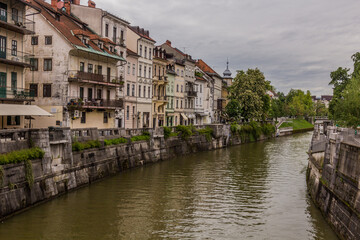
[224,99,242,121]
[314,101,328,117]
[284,89,314,117]
[229,68,271,120]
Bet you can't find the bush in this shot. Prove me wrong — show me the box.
[0,147,45,165]
[175,125,193,140]
[104,137,128,146]
[197,127,214,142]
[262,123,276,136]
[163,126,172,139]
[72,140,101,152]
[131,134,150,142]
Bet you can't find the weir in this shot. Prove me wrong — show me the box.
[307,121,360,239]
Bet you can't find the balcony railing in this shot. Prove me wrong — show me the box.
[0,10,35,34]
[67,97,123,109]
[153,95,167,102]
[187,90,197,97]
[68,71,124,87]
[0,48,32,67]
[0,87,35,101]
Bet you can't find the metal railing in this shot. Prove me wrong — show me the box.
[0,87,35,100]
[67,97,123,109]
[68,71,124,86]
[0,10,35,32]
[187,90,197,97]
[0,48,33,65]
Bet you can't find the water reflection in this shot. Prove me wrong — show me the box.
[0,132,338,240]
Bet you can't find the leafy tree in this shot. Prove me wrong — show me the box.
[229,68,271,120]
[224,99,242,121]
[314,101,328,117]
[284,89,314,117]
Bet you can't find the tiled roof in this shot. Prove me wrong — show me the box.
[195,76,206,81]
[29,0,123,61]
[127,48,140,57]
[196,59,218,75]
[129,26,156,42]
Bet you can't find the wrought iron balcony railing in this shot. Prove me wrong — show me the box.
[68,71,124,87]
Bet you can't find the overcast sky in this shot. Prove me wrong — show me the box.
[76,0,360,96]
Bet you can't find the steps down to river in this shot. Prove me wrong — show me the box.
[307,121,360,240]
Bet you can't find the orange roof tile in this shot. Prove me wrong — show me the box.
[196,59,217,74]
[129,26,156,42]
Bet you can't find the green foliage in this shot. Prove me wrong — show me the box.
[130,134,150,142]
[197,127,214,142]
[279,119,314,130]
[0,166,4,187]
[224,100,242,121]
[195,71,203,78]
[72,140,101,152]
[229,68,272,120]
[261,123,276,136]
[104,137,128,146]
[284,89,314,117]
[24,159,34,188]
[231,122,275,141]
[175,125,194,140]
[163,126,174,139]
[0,148,45,165]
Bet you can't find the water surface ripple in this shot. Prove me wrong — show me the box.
[0,132,338,239]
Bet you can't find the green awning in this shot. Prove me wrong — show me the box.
[74,45,126,62]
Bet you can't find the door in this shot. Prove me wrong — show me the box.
[88,88,93,100]
[0,35,6,59]
[0,72,7,98]
[0,3,7,22]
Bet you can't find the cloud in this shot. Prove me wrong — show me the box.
[77,0,360,96]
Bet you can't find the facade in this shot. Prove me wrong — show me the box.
[152,46,168,128]
[165,64,176,126]
[196,59,223,123]
[124,49,139,129]
[25,0,125,129]
[71,1,129,127]
[127,26,155,128]
[195,67,213,125]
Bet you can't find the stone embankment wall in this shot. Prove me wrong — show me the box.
[307,122,360,240]
[0,124,274,220]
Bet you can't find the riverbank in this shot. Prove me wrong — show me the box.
[0,123,309,221]
[307,123,360,240]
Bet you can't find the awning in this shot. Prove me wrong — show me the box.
[196,113,208,117]
[180,113,188,121]
[0,104,53,116]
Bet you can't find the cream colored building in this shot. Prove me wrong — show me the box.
[0,0,51,129]
[127,26,155,128]
[25,0,125,129]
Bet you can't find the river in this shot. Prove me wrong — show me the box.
[0,132,338,239]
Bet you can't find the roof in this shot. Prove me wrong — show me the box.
[196,59,221,77]
[30,0,124,61]
[127,48,140,57]
[195,76,206,82]
[321,95,333,101]
[129,26,156,42]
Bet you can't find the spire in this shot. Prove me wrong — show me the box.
[223,58,232,77]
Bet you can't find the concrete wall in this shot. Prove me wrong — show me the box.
[307,125,360,240]
[0,124,275,220]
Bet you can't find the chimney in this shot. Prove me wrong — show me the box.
[73,0,80,5]
[88,0,96,8]
[51,0,57,8]
[166,40,172,46]
[64,0,71,14]
[146,30,149,37]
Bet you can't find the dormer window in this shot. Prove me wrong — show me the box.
[82,37,89,46]
[109,46,113,52]
[98,42,103,50]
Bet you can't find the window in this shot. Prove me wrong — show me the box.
[177,84,179,92]
[138,85,141,97]
[88,64,93,73]
[154,103,156,112]
[181,100,183,109]
[45,36,52,45]
[81,112,86,124]
[120,30,124,42]
[43,84,51,97]
[139,65,142,77]
[30,84,38,97]
[185,99,188,109]
[181,85,183,93]
[30,58,38,71]
[105,23,109,37]
[80,87,84,99]
[143,86,146,98]
[139,45,142,56]
[133,106,135,118]
[97,89,102,99]
[31,36,38,45]
[144,66,146,78]
[103,112,108,123]
[80,62,84,72]
[177,69,179,75]
[127,63,130,74]
[127,83,130,96]
[44,59,52,71]
[11,72,17,91]
[200,84,202,93]
[11,40,17,56]
[113,27,117,43]
[97,65,102,75]
[149,67,151,78]
[12,8,18,22]
[7,116,20,126]
[132,84,135,96]
[132,64,135,75]
[126,106,129,120]
[176,99,179,108]
[148,86,150,99]
[88,88,93,100]
[149,48,152,59]
[144,46,147,58]
[181,70,184,77]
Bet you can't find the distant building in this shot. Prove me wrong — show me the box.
[266,90,278,100]
[312,95,333,108]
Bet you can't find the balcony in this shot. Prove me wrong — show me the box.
[0,49,32,68]
[187,90,197,97]
[153,75,168,85]
[0,10,35,35]
[67,97,123,110]
[68,71,124,88]
[153,95,168,103]
[0,87,35,102]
